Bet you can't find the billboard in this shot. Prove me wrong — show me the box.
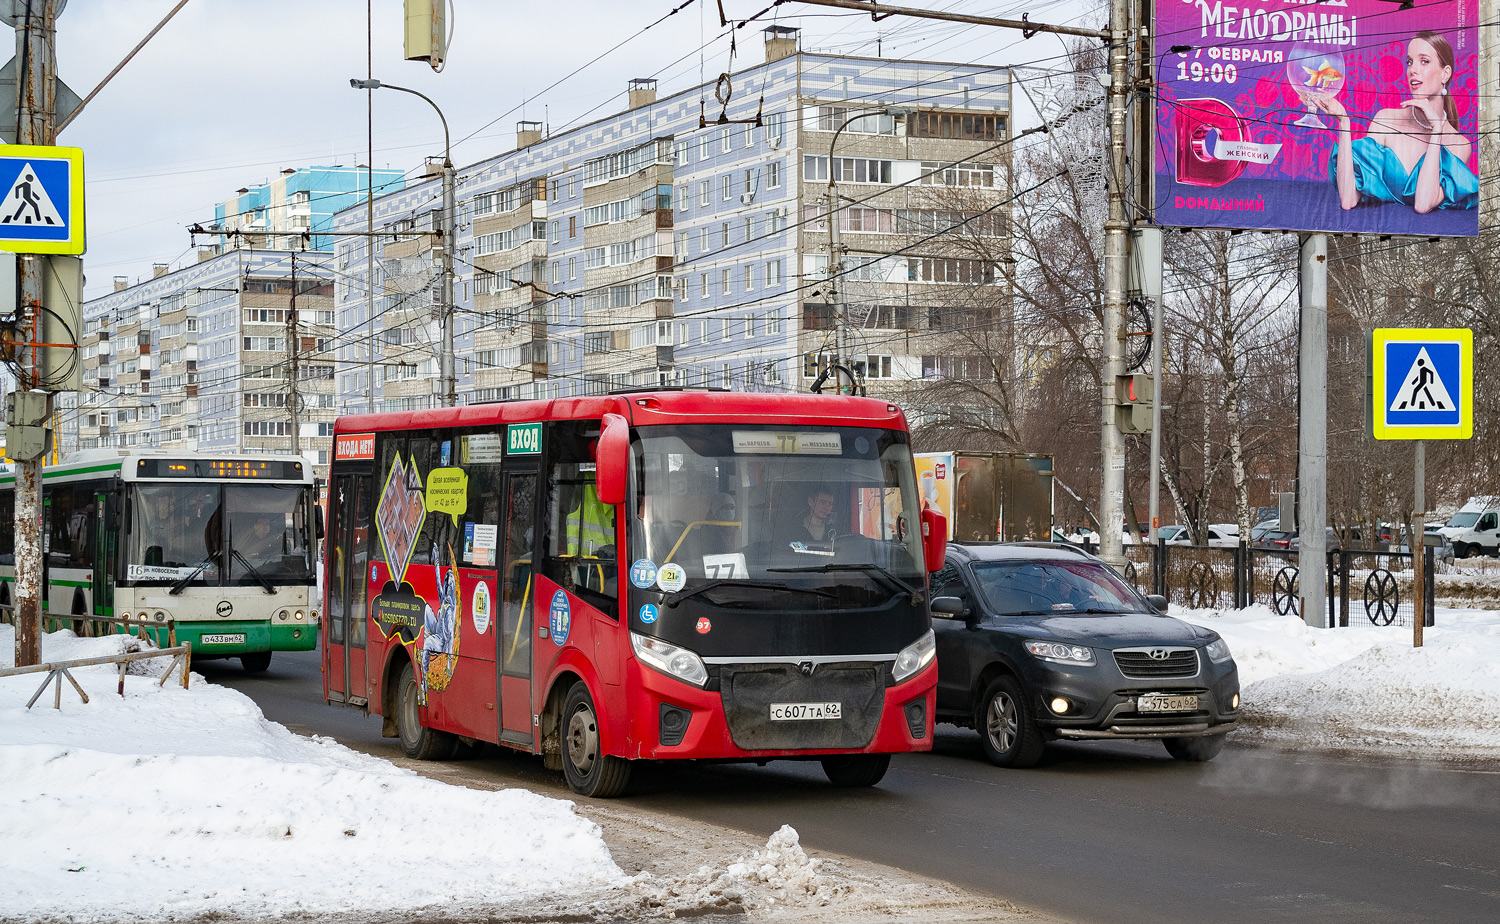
[1154,0,1479,235]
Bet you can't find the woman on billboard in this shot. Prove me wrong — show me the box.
[1315,31,1478,214]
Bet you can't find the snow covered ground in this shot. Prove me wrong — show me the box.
[0,627,1039,924]
[1175,604,1500,760]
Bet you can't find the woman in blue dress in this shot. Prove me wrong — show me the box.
[1315,31,1477,214]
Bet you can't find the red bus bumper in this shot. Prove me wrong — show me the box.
[619,658,938,761]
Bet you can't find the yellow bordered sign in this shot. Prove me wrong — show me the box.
[1371,328,1472,440]
[0,144,85,255]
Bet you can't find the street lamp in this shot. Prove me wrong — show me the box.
[824,106,908,392]
[349,78,457,408]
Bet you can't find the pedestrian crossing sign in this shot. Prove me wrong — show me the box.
[0,144,85,255]
[1371,328,1472,440]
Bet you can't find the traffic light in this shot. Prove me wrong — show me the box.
[1114,372,1154,434]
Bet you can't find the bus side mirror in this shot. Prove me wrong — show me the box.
[921,507,947,573]
[595,412,629,506]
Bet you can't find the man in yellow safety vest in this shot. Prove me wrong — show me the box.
[564,484,615,591]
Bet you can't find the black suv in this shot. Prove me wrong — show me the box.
[930,543,1239,767]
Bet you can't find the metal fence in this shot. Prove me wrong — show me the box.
[1116,541,1435,629]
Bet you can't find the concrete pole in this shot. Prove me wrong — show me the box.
[288,253,301,455]
[441,159,456,407]
[1097,0,1131,568]
[12,0,59,668]
[1297,233,1328,626]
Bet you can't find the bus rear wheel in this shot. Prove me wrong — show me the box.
[396,662,457,760]
[821,753,891,787]
[240,652,272,673]
[561,681,631,798]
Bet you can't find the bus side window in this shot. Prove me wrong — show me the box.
[543,420,618,616]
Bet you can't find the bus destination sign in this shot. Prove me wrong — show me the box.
[136,459,306,480]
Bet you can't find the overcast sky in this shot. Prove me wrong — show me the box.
[53,0,1093,300]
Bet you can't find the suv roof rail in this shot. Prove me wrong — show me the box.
[1002,540,1094,556]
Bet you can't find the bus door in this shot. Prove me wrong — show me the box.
[327,472,373,706]
[496,464,538,747]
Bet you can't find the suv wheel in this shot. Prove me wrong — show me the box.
[1163,733,1227,762]
[977,675,1044,768]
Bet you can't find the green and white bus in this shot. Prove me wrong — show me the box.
[0,450,320,671]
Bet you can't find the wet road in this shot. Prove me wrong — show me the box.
[204,649,1500,924]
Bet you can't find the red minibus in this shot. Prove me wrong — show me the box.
[322,390,945,796]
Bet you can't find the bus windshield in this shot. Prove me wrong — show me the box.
[630,424,924,597]
[126,482,313,585]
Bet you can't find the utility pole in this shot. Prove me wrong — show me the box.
[440,155,455,407]
[287,252,301,457]
[1297,233,1328,626]
[11,0,59,668]
[825,188,844,382]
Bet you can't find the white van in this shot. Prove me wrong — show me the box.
[1438,497,1500,558]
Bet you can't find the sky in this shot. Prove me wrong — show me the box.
[6,592,1500,918]
[52,0,1098,300]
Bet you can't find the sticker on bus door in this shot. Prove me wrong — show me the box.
[549,590,571,645]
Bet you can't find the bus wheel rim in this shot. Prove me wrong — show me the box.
[400,674,420,747]
[566,705,598,775]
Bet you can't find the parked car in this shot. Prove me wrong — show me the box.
[1289,526,1341,553]
[1251,521,1295,550]
[929,543,1241,768]
[1162,524,1239,548]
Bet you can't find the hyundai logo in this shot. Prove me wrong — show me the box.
[798,661,816,677]
[1148,648,1171,660]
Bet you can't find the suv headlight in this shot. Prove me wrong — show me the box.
[630,632,708,687]
[1205,637,1233,663]
[892,629,936,683]
[1024,640,1096,666]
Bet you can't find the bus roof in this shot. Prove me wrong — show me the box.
[0,450,315,487]
[333,391,909,435]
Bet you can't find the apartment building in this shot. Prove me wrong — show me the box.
[215,165,406,253]
[332,28,1013,411]
[58,250,342,473]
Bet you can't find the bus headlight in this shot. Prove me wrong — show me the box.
[155,612,167,623]
[630,632,708,688]
[276,609,290,622]
[892,629,936,683]
[294,610,305,621]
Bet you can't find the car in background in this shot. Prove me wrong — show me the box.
[1162,524,1239,548]
[1289,526,1341,553]
[1251,520,1295,550]
[929,543,1240,768]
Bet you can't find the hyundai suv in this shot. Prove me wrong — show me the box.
[930,543,1240,767]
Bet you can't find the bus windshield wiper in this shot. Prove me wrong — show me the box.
[768,563,924,604]
[665,579,838,608]
[169,556,216,595]
[232,550,278,595]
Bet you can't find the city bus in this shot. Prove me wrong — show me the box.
[322,390,945,797]
[0,450,320,671]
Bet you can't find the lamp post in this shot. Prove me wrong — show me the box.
[350,78,457,407]
[825,107,907,391]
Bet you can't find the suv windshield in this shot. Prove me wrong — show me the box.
[629,424,924,602]
[970,560,1142,615]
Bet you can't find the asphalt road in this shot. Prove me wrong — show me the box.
[203,649,1500,924]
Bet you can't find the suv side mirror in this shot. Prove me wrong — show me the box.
[1145,593,1169,613]
[930,595,969,619]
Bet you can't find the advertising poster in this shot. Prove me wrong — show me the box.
[913,453,956,541]
[1154,0,1479,235]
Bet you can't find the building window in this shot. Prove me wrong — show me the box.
[766,260,782,287]
[700,273,710,299]
[744,264,755,291]
[745,315,757,338]
[919,161,996,187]
[568,176,577,198]
[699,227,709,251]
[743,216,754,241]
[766,111,785,145]
[767,310,782,335]
[720,268,731,295]
[720,221,731,247]
[568,258,576,280]
[699,181,709,206]
[552,262,560,285]
[803,156,892,184]
[720,175,732,201]
[550,221,560,243]
[910,111,1005,140]
[812,105,897,135]
[699,134,711,160]
[676,140,689,165]
[677,182,689,211]
[720,127,731,153]
[767,209,784,233]
[676,278,688,302]
[743,169,753,195]
[569,216,576,238]
[767,160,781,188]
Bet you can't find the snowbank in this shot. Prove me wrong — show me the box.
[0,626,622,923]
[1176,605,1500,760]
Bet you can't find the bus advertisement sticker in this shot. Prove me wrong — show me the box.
[695,617,712,634]
[630,559,658,588]
[372,583,423,644]
[656,563,687,593]
[472,580,493,634]
[638,603,659,624]
[549,590,571,645]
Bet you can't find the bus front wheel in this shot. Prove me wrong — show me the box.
[395,662,457,760]
[821,753,891,787]
[561,681,631,798]
[240,652,272,673]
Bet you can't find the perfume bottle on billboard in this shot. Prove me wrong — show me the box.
[1174,98,1250,188]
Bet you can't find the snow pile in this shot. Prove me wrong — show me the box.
[629,824,851,917]
[1175,605,1500,759]
[0,626,623,923]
